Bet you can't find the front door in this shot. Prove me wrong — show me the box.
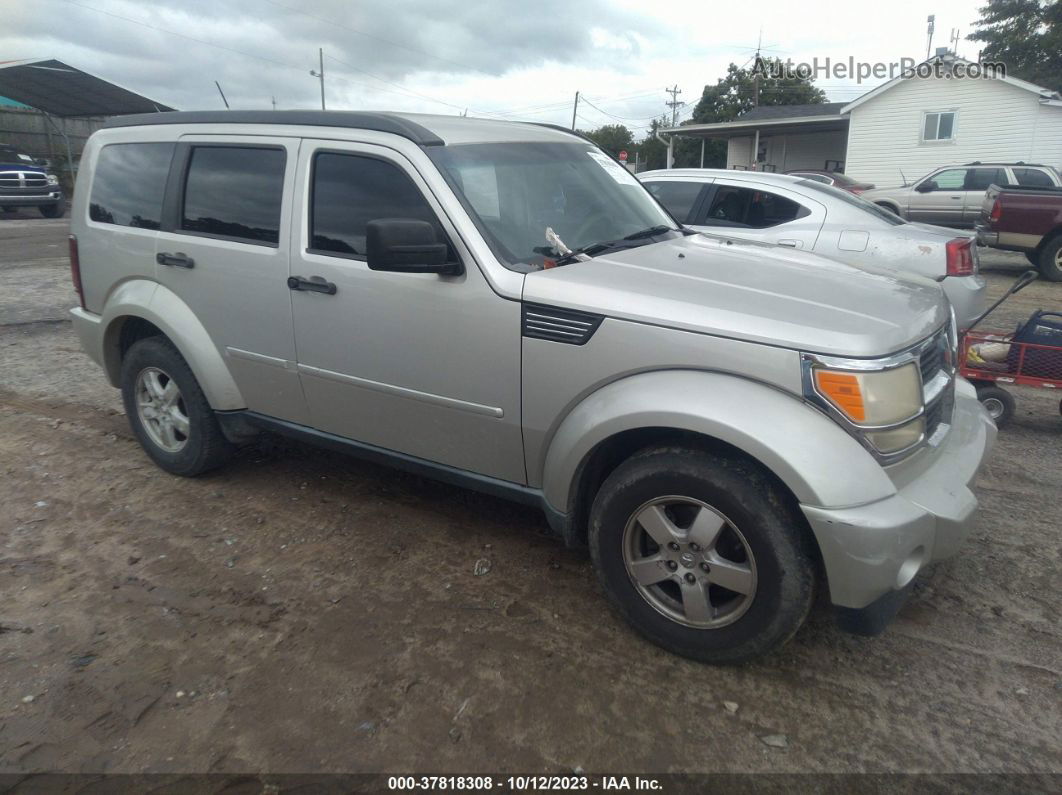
[907,168,966,226]
[155,136,308,424]
[288,141,525,483]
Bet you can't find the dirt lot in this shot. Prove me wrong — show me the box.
[0,212,1059,778]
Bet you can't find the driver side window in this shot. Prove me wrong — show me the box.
[925,169,967,191]
[309,151,447,259]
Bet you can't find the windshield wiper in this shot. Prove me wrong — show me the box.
[553,225,679,265]
[622,224,675,240]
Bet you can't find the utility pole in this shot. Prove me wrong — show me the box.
[571,91,579,130]
[949,27,960,55]
[271,96,277,111]
[665,84,683,127]
[751,29,762,108]
[309,48,326,110]
[926,15,936,59]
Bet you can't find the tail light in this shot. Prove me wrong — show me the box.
[989,198,1002,224]
[945,237,976,277]
[69,234,85,309]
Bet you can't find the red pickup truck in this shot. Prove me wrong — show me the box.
[977,184,1062,281]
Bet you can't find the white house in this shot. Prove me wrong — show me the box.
[660,54,1062,186]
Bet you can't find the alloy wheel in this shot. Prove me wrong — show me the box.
[622,496,757,629]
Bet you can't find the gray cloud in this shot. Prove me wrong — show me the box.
[5,0,659,113]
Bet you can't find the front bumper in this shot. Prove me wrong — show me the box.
[0,189,64,207]
[800,378,995,618]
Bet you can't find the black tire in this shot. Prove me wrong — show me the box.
[975,384,1016,427]
[1037,236,1062,282]
[39,203,64,219]
[1,206,17,214]
[589,446,817,664]
[120,336,233,476]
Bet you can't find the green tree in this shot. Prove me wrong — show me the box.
[969,0,1062,93]
[692,58,827,124]
[634,59,827,170]
[581,123,635,156]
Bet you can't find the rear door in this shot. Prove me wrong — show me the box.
[155,136,308,423]
[908,168,966,225]
[962,167,1007,225]
[687,179,825,250]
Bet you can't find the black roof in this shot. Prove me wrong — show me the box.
[737,102,846,122]
[102,110,445,146]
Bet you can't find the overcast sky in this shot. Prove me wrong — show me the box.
[6,0,986,133]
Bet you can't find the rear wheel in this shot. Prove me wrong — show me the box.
[120,336,233,476]
[39,202,64,219]
[1038,237,1062,282]
[975,384,1016,427]
[589,446,816,664]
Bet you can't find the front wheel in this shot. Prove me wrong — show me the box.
[39,202,64,219]
[589,446,816,664]
[120,336,233,476]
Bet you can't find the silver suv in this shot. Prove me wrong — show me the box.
[861,162,1062,227]
[69,111,995,663]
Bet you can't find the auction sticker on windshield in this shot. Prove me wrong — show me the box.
[586,150,640,187]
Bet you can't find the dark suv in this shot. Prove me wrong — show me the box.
[0,144,65,218]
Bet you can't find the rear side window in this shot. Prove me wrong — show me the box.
[181,146,286,245]
[1013,168,1054,187]
[643,180,705,223]
[310,152,443,258]
[699,185,810,229]
[89,142,175,229]
[965,168,1006,191]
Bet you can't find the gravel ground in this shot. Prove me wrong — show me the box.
[0,213,1059,778]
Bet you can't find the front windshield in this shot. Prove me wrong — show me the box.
[429,141,677,269]
[0,146,36,166]
[796,178,905,226]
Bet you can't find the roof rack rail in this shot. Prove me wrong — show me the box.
[102,110,446,146]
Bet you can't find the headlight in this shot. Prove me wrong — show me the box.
[46,173,59,186]
[810,361,925,454]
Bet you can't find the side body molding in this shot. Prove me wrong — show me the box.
[539,370,897,515]
[97,279,245,410]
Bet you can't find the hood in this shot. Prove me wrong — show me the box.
[523,233,947,358]
[0,160,45,173]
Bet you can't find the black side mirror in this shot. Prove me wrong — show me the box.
[915,180,937,193]
[366,218,461,275]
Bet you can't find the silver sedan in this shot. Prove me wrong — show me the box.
[639,169,986,329]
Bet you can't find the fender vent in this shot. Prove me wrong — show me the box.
[522,303,604,345]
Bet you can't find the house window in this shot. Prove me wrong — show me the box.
[922,111,956,142]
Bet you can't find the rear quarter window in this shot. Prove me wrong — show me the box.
[89,142,175,229]
[1012,168,1055,188]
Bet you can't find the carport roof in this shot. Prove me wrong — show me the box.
[661,102,849,139]
[0,59,174,117]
